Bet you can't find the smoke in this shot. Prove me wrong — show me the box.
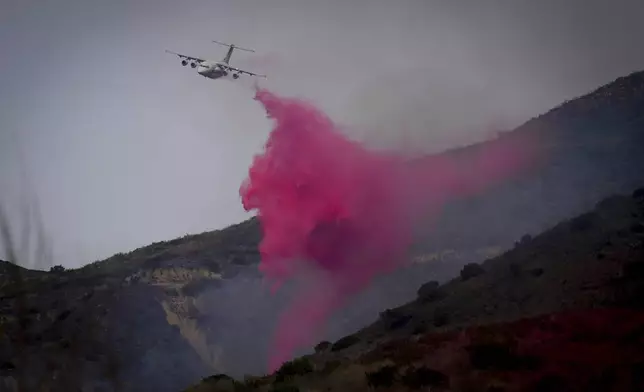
[339,66,537,156]
[239,88,541,371]
[0,142,53,270]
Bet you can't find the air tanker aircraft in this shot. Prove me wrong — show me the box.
[166,40,266,80]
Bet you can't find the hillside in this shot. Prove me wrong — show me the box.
[188,187,644,391]
[415,70,644,253]
[1,70,644,391]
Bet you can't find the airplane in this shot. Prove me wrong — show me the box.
[165,40,266,80]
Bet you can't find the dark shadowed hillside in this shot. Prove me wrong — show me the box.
[1,70,644,391]
[188,187,644,391]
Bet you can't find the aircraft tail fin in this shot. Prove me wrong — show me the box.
[213,40,255,64]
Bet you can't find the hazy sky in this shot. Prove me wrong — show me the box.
[2,0,644,268]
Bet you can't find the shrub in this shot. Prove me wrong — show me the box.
[416,280,444,302]
[331,334,360,352]
[380,309,413,331]
[388,341,428,365]
[201,373,233,384]
[433,308,450,327]
[632,187,644,199]
[622,261,644,280]
[274,358,313,383]
[530,267,544,277]
[321,360,341,375]
[629,361,644,389]
[412,323,428,335]
[515,234,533,247]
[630,222,644,233]
[468,343,516,370]
[467,341,541,371]
[509,262,522,277]
[401,366,449,389]
[530,374,567,392]
[314,341,331,353]
[570,212,595,232]
[389,314,412,330]
[242,375,264,388]
[49,265,65,273]
[270,384,300,392]
[591,367,618,391]
[379,308,397,319]
[365,365,398,389]
[460,263,485,281]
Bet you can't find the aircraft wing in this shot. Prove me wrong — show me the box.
[165,49,205,63]
[219,63,267,78]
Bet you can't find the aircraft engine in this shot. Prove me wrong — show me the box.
[181,60,188,66]
[190,62,197,68]
[233,73,240,79]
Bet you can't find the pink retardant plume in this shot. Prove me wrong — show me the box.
[239,88,542,372]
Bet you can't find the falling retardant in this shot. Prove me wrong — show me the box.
[240,88,542,372]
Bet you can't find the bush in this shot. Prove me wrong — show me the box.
[632,187,644,199]
[380,309,413,331]
[365,365,397,389]
[321,360,341,375]
[460,263,485,281]
[467,342,541,371]
[199,373,244,391]
[270,384,300,392]
[631,223,644,233]
[570,212,595,232]
[416,280,445,302]
[201,373,233,384]
[388,314,412,330]
[314,341,331,353]
[433,308,450,327]
[274,358,313,383]
[622,261,644,280]
[412,323,428,335]
[49,265,65,273]
[530,267,544,277]
[331,334,360,352]
[401,366,449,389]
[530,374,567,392]
[388,341,428,365]
[515,234,533,247]
[468,343,516,370]
[509,262,522,277]
[242,375,264,388]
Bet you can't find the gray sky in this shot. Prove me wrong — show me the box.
[2,0,644,268]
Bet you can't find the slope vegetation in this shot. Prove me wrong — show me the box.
[189,187,644,391]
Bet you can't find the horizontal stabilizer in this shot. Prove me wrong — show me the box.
[212,40,255,52]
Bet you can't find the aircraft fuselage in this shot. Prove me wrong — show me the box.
[197,63,228,80]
